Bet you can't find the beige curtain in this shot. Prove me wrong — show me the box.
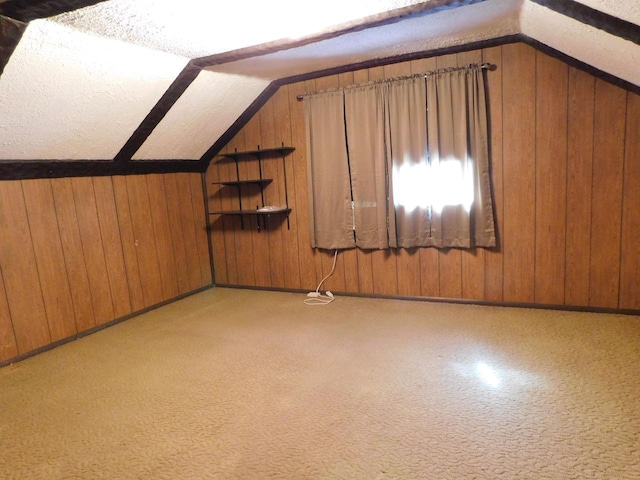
[386,77,431,247]
[304,64,495,250]
[424,67,495,247]
[304,91,355,249]
[344,85,394,248]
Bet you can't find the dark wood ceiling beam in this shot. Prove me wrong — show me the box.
[0,15,26,77]
[0,0,109,22]
[530,0,640,46]
[114,62,201,163]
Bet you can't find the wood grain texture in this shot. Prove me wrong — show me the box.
[22,179,77,341]
[0,263,18,362]
[163,174,194,294]
[204,42,640,313]
[482,46,504,302]
[502,43,536,303]
[147,174,180,300]
[112,176,146,312]
[92,177,132,318]
[0,180,50,354]
[589,80,626,308]
[564,68,594,307]
[534,52,568,305]
[619,92,640,309]
[176,173,204,292]
[71,177,115,325]
[189,173,212,287]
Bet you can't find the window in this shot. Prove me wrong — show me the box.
[304,63,496,250]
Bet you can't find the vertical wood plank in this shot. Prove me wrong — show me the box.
[0,267,18,362]
[482,45,504,302]
[111,176,146,311]
[175,173,203,291]
[502,43,536,303]
[51,178,95,331]
[71,177,115,325]
[189,173,213,287]
[291,80,317,290]
[205,161,228,285]
[147,174,180,300]
[589,80,626,308]
[125,175,164,306]
[273,85,302,290]
[619,92,640,309]
[22,179,77,341]
[92,177,132,318]
[565,68,595,307]
[534,52,568,305]
[163,174,193,294]
[0,180,51,354]
[260,97,286,288]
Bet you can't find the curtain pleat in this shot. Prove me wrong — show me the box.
[344,86,393,249]
[304,65,496,250]
[304,91,355,249]
[387,77,431,247]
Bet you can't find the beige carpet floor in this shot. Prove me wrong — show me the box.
[1,287,639,479]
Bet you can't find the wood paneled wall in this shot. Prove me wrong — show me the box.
[207,42,640,312]
[0,173,211,363]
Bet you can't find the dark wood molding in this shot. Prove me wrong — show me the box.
[519,34,640,96]
[0,0,109,22]
[0,15,25,77]
[199,83,281,164]
[530,0,640,46]
[0,159,206,180]
[114,62,201,163]
[192,0,489,68]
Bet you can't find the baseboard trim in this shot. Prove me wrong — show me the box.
[216,283,640,317]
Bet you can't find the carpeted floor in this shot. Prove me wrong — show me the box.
[1,287,639,479]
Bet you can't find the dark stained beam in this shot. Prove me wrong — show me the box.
[0,0,109,22]
[0,160,206,180]
[0,15,26,77]
[530,0,640,46]
[114,62,202,163]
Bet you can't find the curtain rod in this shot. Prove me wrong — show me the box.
[296,62,496,100]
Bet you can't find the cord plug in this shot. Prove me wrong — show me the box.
[307,291,320,298]
[325,291,334,298]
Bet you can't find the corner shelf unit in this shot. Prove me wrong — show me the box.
[210,145,295,231]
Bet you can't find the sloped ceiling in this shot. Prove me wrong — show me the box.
[0,0,639,178]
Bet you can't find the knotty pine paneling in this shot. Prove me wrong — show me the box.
[206,42,640,312]
[0,173,211,365]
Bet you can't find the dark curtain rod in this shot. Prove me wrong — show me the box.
[296,62,496,100]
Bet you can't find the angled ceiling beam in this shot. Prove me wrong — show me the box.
[0,15,26,77]
[530,0,640,46]
[0,0,109,22]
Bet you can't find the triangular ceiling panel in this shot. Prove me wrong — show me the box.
[0,0,639,178]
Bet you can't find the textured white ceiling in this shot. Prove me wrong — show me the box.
[51,0,432,58]
[2,0,640,162]
[0,20,187,160]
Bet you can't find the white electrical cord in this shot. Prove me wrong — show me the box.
[304,249,338,305]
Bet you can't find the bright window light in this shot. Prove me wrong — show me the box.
[392,156,474,213]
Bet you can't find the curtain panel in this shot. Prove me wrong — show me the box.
[304,64,496,250]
